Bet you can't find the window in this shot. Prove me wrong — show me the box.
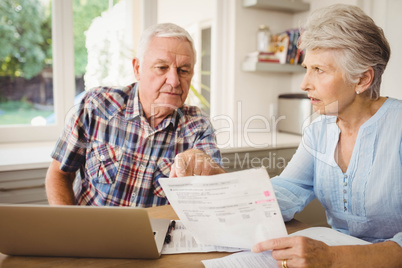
[0,0,74,143]
[200,26,212,116]
[73,0,135,93]
[0,0,137,143]
[0,0,53,127]
[0,0,214,144]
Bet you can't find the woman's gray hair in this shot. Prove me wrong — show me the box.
[136,23,196,67]
[299,4,390,99]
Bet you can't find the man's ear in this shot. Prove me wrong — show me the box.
[132,58,141,81]
[356,67,374,94]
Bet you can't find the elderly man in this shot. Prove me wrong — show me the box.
[46,23,223,207]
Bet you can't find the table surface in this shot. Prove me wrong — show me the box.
[0,205,309,268]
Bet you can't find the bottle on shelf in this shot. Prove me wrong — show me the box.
[257,24,271,53]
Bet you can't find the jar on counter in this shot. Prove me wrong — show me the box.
[257,24,271,53]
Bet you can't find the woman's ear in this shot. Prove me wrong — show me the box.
[356,67,374,94]
[132,58,141,81]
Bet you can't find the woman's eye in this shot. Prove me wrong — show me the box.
[315,67,323,73]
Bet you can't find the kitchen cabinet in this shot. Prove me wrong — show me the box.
[221,146,296,177]
[0,168,48,204]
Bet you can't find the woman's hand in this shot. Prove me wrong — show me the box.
[252,236,334,268]
[253,236,402,268]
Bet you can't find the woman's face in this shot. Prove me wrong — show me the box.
[300,49,357,116]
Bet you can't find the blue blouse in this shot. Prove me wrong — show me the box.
[271,98,402,246]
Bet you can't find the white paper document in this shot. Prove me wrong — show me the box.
[202,250,277,268]
[159,168,288,249]
[202,227,371,268]
[290,227,371,246]
[162,220,244,254]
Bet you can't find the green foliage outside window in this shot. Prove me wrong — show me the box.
[0,0,111,80]
[73,0,110,76]
[0,0,50,79]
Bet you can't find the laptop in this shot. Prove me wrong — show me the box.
[0,204,170,259]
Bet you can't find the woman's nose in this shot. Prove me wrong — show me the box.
[300,72,311,92]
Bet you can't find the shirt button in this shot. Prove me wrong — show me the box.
[344,182,347,186]
[344,199,347,203]
[344,174,348,179]
[344,207,347,212]
[343,190,347,194]
[100,155,105,161]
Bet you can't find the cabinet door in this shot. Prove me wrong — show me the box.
[0,169,48,204]
[221,147,296,177]
[267,148,296,177]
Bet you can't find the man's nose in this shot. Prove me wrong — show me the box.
[166,69,180,88]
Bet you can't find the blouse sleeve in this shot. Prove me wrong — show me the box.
[390,232,402,247]
[271,123,318,222]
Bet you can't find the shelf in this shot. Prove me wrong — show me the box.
[243,0,310,13]
[242,61,305,73]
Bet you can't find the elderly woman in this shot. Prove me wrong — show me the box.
[251,4,402,268]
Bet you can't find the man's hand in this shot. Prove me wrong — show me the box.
[169,149,225,177]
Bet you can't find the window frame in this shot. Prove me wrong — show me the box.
[0,0,75,144]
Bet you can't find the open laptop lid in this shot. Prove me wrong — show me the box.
[0,204,170,259]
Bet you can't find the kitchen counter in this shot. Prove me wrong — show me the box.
[217,131,301,153]
[0,132,301,172]
[0,142,55,172]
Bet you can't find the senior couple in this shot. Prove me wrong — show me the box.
[46,4,402,267]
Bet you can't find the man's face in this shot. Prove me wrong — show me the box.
[133,36,195,120]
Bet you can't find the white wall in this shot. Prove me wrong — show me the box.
[157,0,214,26]
[234,0,295,129]
[371,0,402,100]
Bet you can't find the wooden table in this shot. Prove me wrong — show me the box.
[0,205,309,267]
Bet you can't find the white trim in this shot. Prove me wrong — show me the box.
[141,0,158,31]
[210,0,236,128]
[0,0,75,143]
[53,0,76,136]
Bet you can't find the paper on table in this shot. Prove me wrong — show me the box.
[290,227,371,246]
[202,227,371,267]
[159,168,287,249]
[202,250,277,268]
[162,220,245,254]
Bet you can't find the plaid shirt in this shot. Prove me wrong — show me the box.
[51,83,221,207]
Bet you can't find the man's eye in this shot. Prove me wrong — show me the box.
[155,66,168,71]
[178,68,190,75]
